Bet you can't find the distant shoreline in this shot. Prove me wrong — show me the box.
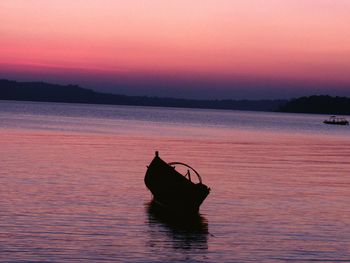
[1,79,349,115]
[0,79,286,112]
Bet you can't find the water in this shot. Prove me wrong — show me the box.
[0,100,350,262]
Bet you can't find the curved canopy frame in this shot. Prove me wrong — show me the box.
[168,162,202,184]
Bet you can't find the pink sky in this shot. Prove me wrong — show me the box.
[1,0,350,98]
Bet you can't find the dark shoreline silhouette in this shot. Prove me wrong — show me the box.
[278,95,350,115]
[0,79,285,111]
[1,79,350,115]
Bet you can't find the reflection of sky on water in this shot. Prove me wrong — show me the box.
[1,100,350,262]
[1,100,350,139]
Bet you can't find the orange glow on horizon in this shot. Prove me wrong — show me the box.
[1,0,350,86]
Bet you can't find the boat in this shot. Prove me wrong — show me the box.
[145,151,210,214]
[323,116,349,125]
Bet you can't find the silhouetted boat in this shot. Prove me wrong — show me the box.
[323,116,349,125]
[145,151,210,214]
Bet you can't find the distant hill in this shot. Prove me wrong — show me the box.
[0,79,286,112]
[278,95,350,115]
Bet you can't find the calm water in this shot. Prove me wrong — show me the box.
[1,100,350,262]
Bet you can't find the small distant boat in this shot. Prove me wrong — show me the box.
[323,116,349,126]
[145,151,210,214]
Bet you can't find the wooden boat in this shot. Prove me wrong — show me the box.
[145,151,210,214]
[323,116,349,125]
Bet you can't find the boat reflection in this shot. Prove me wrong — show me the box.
[146,201,209,251]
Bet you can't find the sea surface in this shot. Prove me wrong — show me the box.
[0,100,350,262]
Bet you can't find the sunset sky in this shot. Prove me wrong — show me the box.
[1,0,350,99]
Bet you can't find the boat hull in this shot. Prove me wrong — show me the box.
[323,116,349,125]
[145,155,210,214]
[323,120,349,125]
